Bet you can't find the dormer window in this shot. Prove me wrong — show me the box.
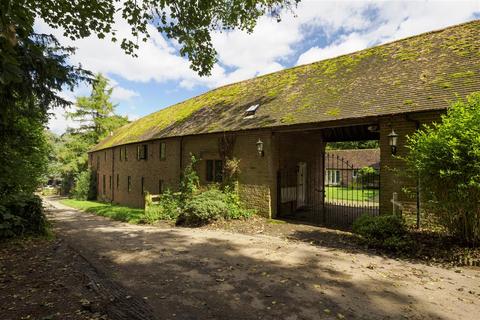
[244,104,259,119]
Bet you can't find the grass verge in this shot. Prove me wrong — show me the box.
[59,199,144,224]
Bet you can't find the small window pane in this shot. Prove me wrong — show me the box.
[102,175,106,194]
[160,142,166,160]
[127,176,131,192]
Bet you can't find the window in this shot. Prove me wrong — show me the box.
[109,176,112,189]
[116,174,119,189]
[137,144,148,160]
[159,179,164,194]
[120,148,123,161]
[127,176,131,193]
[244,104,259,118]
[141,177,145,195]
[206,160,223,183]
[159,142,166,160]
[352,169,359,179]
[96,156,100,169]
[102,175,106,194]
[104,151,107,161]
[124,146,128,161]
[326,170,341,186]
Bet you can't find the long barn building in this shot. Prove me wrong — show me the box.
[89,20,480,224]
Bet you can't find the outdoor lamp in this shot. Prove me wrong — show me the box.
[256,139,264,157]
[388,129,398,155]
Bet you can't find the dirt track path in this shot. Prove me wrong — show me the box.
[45,199,480,320]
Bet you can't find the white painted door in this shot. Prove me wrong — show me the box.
[297,162,307,208]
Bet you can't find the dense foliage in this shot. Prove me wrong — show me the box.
[144,191,181,223]
[5,0,297,77]
[52,74,128,195]
[352,214,411,251]
[405,92,480,245]
[143,155,252,225]
[71,171,96,201]
[0,194,47,239]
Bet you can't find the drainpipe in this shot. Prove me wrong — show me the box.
[179,137,184,184]
[111,147,115,203]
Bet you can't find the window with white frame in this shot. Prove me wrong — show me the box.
[326,170,341,186]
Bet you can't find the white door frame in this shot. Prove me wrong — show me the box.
[297,162,307,208]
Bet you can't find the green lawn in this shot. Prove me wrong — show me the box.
[59,199,145,224]
[325,186,378,202]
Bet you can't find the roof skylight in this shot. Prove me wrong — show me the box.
[244,104,259,118]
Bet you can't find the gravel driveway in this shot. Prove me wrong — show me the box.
[45,199,480,320]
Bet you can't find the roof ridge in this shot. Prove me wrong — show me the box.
[147,20,479,115]
[214,19,480,87]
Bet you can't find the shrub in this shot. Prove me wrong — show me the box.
[179,154,200,202]
[178,189,230,225]
[71,171,91,200]
[173,154,252,226]
[405,92,480,245]
[144,190,181,223]
[223,186,253,219]
[0,194,47,239]
[352,214,411,251]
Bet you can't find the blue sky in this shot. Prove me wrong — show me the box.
[37,0,480,134]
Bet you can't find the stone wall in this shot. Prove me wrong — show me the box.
[379,111,443,214]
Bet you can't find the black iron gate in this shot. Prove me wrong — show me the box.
[277,152,380,228]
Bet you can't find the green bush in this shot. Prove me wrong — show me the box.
[352,214,411,251]
[177,187,252,226]
[405,92,480,245]
[144,190,181,223]
[179,189,229,225]
[223,186,253,219]
[71,171,90,200]
[0,194,47,239]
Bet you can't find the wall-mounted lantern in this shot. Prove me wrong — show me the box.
[256,139,264,157]
[388,129,398,155]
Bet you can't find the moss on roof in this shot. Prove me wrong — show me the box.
[92,20,480,151]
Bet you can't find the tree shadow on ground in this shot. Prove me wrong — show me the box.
[46,206,451,320]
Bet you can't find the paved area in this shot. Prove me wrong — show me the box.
[46,199,480,320]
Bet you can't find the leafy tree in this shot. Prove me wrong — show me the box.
[68,74,129,142]
[405,92,480,245]
[53,74,128,194]
[6,0,298,76]
[0,104,50,197]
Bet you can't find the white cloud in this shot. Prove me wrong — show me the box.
[297,32,370,65]
[296,1,479,65]
[47,105,77,134]
[111,86,139,101]
[38,0,479,133]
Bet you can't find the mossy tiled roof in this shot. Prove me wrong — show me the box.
[92,20,480,151]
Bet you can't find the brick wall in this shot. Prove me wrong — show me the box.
[89,130,276,216]
[90,138,181,208]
